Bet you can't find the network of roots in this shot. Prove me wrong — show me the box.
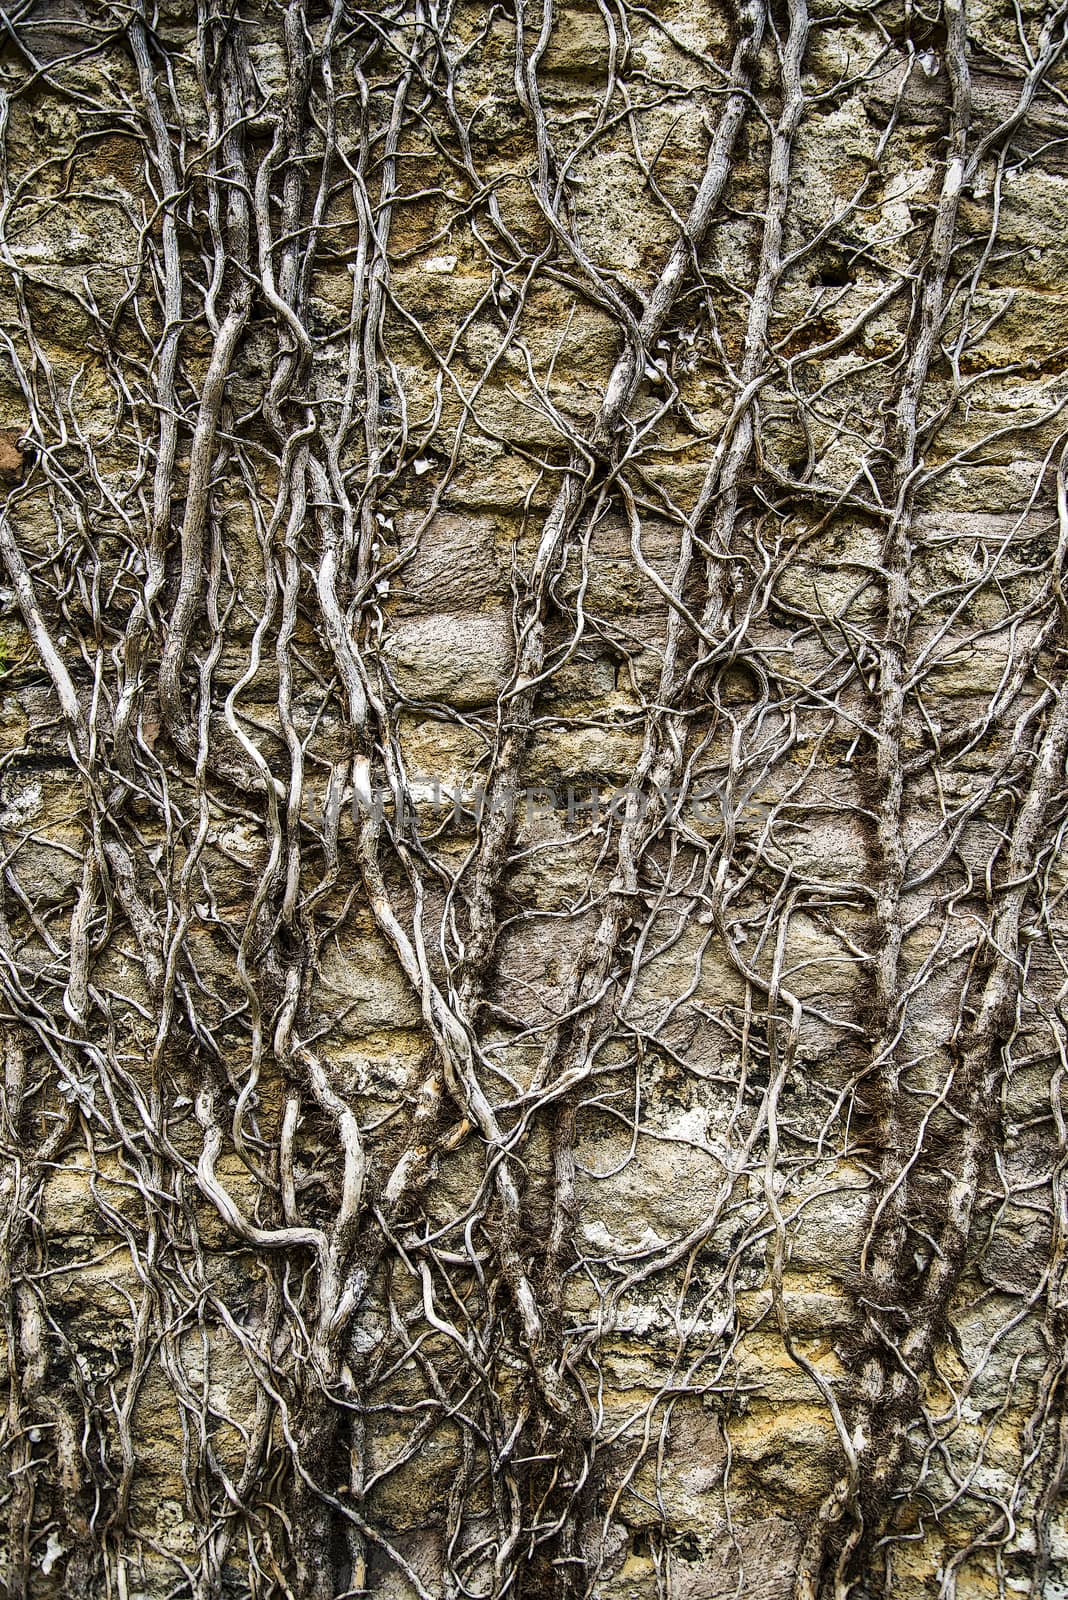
[1,0,1068,1596]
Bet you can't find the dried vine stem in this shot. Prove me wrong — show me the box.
[1,1,1068,1597]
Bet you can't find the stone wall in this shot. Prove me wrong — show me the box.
[1,1,1068,1596]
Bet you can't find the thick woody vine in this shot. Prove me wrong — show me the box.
[0,0,1067,1597]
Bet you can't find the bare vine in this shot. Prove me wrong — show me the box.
[1,0,1068,1596]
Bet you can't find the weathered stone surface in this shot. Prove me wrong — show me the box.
[384,610,513,706]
